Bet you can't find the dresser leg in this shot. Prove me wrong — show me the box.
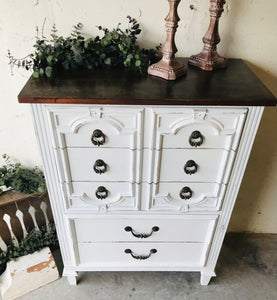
[64,271,78,285]
[200,271,216,285]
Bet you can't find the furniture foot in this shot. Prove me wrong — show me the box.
[67,275,77,285]
[64,271,78,285]
[200,271,216,285]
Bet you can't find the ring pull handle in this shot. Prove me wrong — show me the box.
[179,186,193,200]
[93,159,107,174]
[184,160,198,175]
[91,129,106,146]
[95,186,108,200]
[124,226,159,239]
[189,130,204,147]
[124,248,157,260]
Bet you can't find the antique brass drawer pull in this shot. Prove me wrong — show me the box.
[184,160,198,175]
[124,248,157,260]
[91,129,106,146]
[93,159,107,174]
[95,186,108,199]
[189,130,204,147]
[179,186,193,200]
[124,226,159,238]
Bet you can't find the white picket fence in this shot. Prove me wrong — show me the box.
[0,192,53,252]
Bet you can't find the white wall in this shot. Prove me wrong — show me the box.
[0,0,276,233]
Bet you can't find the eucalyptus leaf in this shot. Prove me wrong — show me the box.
[104,57,111,65]
[101,39,109,47]
[135,60,141,67]
[46,55,53,63]
[106,34,112,41]
[32,71,39,78]
[45,66,53,77]
[113,32,119,40]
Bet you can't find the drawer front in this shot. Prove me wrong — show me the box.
[62,182,140,212]
[66,148,137,182]
[74,215,218,243]
[77,242,209,268]
[46,105,143,149]
[144,182,226,212]
[147,107,247,150]
[156,148,233,184]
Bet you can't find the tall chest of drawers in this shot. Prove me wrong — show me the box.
[18,59,276,285]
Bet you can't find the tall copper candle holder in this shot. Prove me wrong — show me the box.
[148,0,186,80]
[188,0,227,71]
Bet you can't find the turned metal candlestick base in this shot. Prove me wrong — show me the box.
[148,0,186,80]
[189,0,227,71]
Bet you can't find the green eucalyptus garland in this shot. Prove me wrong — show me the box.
[8,16,160,78]
[0,154,46,195]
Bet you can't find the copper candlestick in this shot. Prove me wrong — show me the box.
[188,0,227,71]
[148,0,186,80]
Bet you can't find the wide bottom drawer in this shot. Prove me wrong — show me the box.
[74,215,218,243]
[77,242,209,268]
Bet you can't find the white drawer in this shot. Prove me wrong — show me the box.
[146,107,247,150]
[77,242,209,268]
[157,148,234,184]
[143,182,226,212]
[66,148,138,182]
[62,182,140,212]
[74,215,217,243]
[46,105,143,149]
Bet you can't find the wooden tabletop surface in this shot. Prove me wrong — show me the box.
[18,58,277,106]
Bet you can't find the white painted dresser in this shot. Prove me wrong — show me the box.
[18,59,276,285]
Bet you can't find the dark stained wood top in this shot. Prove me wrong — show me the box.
[18,58,277,106]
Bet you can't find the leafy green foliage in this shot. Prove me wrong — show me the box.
[8,16,161,78]
[0,223,58,274]
[0,154,46,195]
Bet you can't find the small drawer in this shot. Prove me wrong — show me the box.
[157,148,234,184]
[47,105,143,149]
[74,215,218,243]
[77,242,209,268]
[145,182,226,212]
[66,148,138,182]
[148,107,247,151]
[62,182,140,212]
